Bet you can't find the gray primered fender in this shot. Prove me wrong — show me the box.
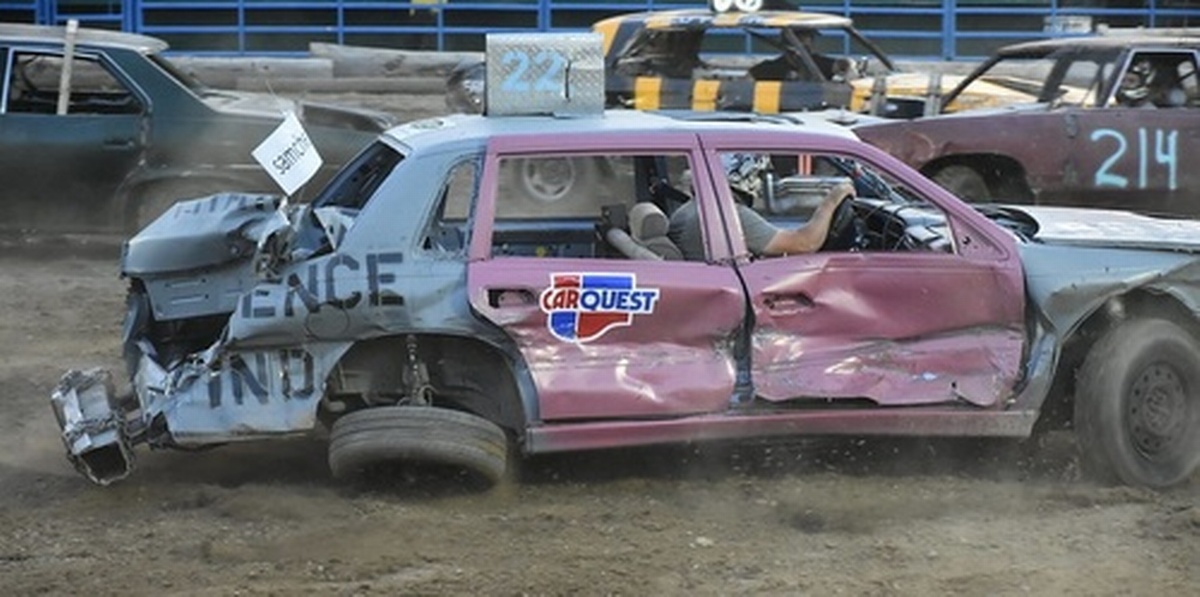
[1010,243,1200,412]
[123,192,286,276]
[137,339,354,445]
[209,242,540,438]
[1021,244,1200,331]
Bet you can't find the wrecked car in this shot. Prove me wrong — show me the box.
[51,36,1200,493]
[0,23,397,233]
[854,33,1200,216]
[445,4,1023,118]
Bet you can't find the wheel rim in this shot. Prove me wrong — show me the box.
[1127,361,1189,459]
[522,158,575,203]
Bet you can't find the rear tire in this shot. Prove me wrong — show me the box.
[328,406,510,485]
[1075,318,1200,489]
[931,165,991,202]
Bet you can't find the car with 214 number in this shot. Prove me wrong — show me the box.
[855,32,1200,216]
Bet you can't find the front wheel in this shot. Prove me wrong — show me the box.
[328,406,510,485]
[1075,318,1200,489]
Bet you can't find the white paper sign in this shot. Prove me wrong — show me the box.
[252,112,323,196]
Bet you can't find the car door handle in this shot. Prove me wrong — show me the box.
[487,288,537,308]
[763,293,815,313]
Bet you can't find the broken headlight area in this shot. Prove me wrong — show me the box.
[51,369,136,485]
[50,191,337,484]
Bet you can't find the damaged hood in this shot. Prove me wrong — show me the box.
[1016,205,1200,253]
[1002,205,1200,335]
[123,193,287,276]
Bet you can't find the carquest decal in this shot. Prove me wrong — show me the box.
[539,273,660,343]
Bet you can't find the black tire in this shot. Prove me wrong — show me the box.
[1075,318,1200,489]
[328,406,510,485]
[931,165,991,202]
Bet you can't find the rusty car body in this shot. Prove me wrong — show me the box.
[854,34,1200,216]
[0,23,396,233]
[49,103,1200,492]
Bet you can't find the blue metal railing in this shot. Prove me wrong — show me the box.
[11,1,1200,60]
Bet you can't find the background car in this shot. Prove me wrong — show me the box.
[854,33,1200,216]
[445,7,1026,118]
[0,23,398,234]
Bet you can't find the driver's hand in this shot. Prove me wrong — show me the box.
[826,180,856,206]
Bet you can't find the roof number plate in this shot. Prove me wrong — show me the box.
[485,32,604,117]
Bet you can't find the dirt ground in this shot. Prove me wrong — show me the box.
[1,94,1198,597]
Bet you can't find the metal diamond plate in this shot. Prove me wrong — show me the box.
[485,32,605,117]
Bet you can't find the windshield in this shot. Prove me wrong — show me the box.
[949,47,1122,108]
[291,142,404,258]
[312,141,404,210]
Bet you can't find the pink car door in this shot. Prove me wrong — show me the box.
[699,133,1028,409]
[466,133,747,422]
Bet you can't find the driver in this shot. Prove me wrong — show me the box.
[668,153,854,260]
[1116,60,1156,108]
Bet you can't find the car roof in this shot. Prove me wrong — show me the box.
[595,9,852,32]
[996,34,1200,57]
[0,23,167,53]
[383,109,859,153]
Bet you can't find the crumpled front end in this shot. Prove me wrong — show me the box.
[50,369,135,485]
[51,192,351,484]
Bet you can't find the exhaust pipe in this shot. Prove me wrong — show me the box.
[50,368,135,485]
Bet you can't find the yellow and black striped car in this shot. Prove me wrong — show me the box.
[446,8,1027,118]
[594,9,894,114]
[594,8,1031,116]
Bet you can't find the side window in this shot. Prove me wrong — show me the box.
[1046,55,1107,107]
[1117,51,1199,109]
[716,149,954,255]
[424,158,478,253]
[720,151,859,219]
[1156,52,1198,108]
[489,152,693,260]
[1176,54,1199,107]
[7,51,142,115]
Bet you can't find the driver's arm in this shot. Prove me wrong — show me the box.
[760,181,855,256]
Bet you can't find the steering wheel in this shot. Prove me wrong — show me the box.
[819,198,864,252]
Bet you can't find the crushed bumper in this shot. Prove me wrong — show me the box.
[50,368,135,485]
